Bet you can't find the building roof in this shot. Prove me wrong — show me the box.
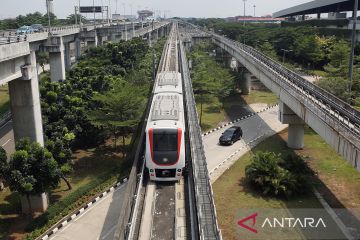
[273,0,357,18]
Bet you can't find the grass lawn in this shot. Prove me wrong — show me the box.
[0,138,131,240]
[242,89,278,106]
[213,126,360,240]
[299,128,360,210]
[197,102,226,132]
[197,89,278,132]
[0,85,10,116]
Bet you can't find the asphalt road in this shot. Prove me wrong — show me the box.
[49,183,127,240]
[203,106,287,173]
[0,121,15,156]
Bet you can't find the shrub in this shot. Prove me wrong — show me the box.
[245,151,309,198]
[23,167,126,240]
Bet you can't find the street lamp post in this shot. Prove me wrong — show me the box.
[281,49,293,64]
[348,0,359,93]
[78,0,82,27]
[45,0,53,35]
[243,0,247,26]
[253,5,256,17]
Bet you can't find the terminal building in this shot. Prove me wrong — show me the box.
[137,10,154,21]
[273,0,360,39]
[273,0,358,20]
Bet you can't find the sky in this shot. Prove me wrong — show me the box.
[0,0,316,19]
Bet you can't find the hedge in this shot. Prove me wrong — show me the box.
[23,167,128,240]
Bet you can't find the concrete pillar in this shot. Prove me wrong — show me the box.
[110,34,117,42]
[75,38,81,60]
[279,101,305,149]
[148,32,152,46]
[20,193,48,213]
[8,51,44,146]
[98,36,103,46]
[49,51,66,82]
[125,25,128,41]
[47,37,66,82]
[64,42,71,71]
[132,22,135,38]
[87,34,98,47]
[242,71,251,95]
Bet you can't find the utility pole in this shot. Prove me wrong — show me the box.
[123,3,127,40]
[253,5,256,17]
[79,0,82,27]
[46,0,52,35]
[151,20,156,81]
[281,49,293,64]
[93,0,95,26]
[349,0,359,93]
[243,0,247,26]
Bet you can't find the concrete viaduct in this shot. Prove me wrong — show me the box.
[0,21,171,148]
[212,33,360,171]
[181,23,360,172]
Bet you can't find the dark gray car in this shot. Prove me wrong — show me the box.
[219,126,243,145]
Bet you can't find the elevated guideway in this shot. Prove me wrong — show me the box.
[184,23,360,171]
[113,22,222,240]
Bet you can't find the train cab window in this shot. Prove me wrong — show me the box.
[153,131,178,152]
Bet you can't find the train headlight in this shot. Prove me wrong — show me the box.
[150,169,154,172]
[177,169,182,172]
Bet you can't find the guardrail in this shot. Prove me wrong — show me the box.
[0,21,150,45]
[179,32,222,240]
[209,32,360,150]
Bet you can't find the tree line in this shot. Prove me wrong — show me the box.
[189,19,360,109]
[190,43,234,126]
[0,12,87,30]
[0,37,164,215]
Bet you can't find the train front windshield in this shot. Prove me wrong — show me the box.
[152,129,179,165]
[153,132,177,151]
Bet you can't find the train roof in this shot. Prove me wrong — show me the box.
[154,71,182,94]
[147,93,184,129]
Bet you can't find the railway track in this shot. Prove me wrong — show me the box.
[114,21,221,240]
[120,22,189,240]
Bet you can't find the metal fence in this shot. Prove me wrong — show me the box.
[179,34,222,240]
[0,22,148,46]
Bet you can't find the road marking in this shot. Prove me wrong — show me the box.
[48,183,127,240]
[98,224,118,240]
[1,139,11,147]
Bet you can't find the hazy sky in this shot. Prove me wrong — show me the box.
[0,0,315,19]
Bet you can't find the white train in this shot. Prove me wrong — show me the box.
[145,71,186,181]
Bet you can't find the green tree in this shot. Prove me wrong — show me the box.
[66,14,87,25]
[245,151,307,198]
[0,147,7,190]
[325,40,350,74]
[46,131,75,190]
[88,80,146,148]
[36,52,49,72]
[0,139,61,215]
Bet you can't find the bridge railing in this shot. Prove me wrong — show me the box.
[179,33,222,240]
[211,32,360,150]
[0,22,148,45]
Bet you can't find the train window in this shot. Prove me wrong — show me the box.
[153,131,178,152]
